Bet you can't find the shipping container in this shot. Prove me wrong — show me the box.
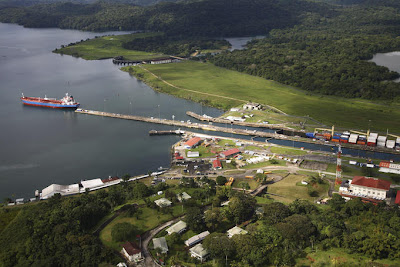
[349,134,358,144]
[377,141,386,147]
[331,139,340,143]
[367,136,377,146]
[386,140,396,149]
[377,136,387,143]
[306,133,315,138]
[396,137,400,145]
[369,133,378,139]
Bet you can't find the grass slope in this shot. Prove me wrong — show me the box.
[54,33,165,60]
[125,61,400,134]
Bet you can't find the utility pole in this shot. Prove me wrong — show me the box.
[158,105,160,121]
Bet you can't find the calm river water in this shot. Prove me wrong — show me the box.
[0,23,223,200]
[370,52,400,82]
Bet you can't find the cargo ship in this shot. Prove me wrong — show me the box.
[20,93,80,108]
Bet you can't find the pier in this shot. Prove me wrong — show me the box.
[149,130,185,136]
[75,109,400,155]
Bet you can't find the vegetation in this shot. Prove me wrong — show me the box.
[125,61,400,133]
[54,32,165,60]
[0,0,324,35]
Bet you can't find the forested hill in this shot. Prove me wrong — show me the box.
[210,1,400,100]
[0,0,333,36]
[0,0,183,7]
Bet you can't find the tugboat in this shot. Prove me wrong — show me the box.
[20,93,80,108]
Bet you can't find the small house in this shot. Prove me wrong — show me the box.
[212,159,222,170]
[121,242,142,262]
[152,237,168,254]
[177,192,191,202]
[166,220,187,235]
[154,198,172,207]
[189,243,209,262]
[220,148,241,159]
[227,226,248,238]
[185,231,210,247]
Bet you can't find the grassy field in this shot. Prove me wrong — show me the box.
[124,61,400,134]
[54,33,165,60]
[231,177,259,190]
[270,146,308,156]
[268,174,329,203]
[297,247,400,267]
[242,159,286,169]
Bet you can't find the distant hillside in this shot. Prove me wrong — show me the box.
[0,0,333,36]
[0,0,183,7]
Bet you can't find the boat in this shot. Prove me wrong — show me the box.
[20,93,80,108]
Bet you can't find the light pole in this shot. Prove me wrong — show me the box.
[172,115,175,129]
[129,101,132,115]
[158,105,160,121]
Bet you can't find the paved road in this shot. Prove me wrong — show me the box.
[139,217,184,267]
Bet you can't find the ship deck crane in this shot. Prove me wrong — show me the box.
[314,125,335,136]
[350,130,370,136]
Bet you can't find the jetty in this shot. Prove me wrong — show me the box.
[149,130,185,136]
[186,111,294,131]
[75,109,400,155]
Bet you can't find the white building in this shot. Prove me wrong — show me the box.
[154,198,172,207]
[187,151,200,158]
[166,220,187,235]
[185,231,210,247]
[152,237,168,253]
[340,176,391,200]
[189,243,209,262]
[121,242,142,262]
[227,226,248,238]
[41,183,80,199]
[243,103,262,110]
[80,178,104,192]
[177,192,191,202]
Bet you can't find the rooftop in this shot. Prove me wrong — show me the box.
[152,237,168,253]
[185,137,202,147]
[185,231,210,246]
[154,198,172,207]
[166,220,187,234]
[189,243,209,257]
[213,159,222,168]
[351,176,391,191]
[122,242,141,256]
[227,226,248,238]
[177,192,191,202]
[222,148,240,157]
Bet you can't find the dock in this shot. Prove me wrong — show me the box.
[75,109,400,155]
[149,130,185,136]
[186,111,294,131]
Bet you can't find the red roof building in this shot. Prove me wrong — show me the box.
[122,242,142,262]
[102,176,120,183]
[221,148,241,158]
[213,159,222,169]
[351,176,391,191]
[184,137,202,148]
[395,191,400,205]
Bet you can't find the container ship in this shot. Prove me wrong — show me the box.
[20,93,80,108]
[306,126,400,151]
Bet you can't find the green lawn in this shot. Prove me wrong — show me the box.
[188,146,216,157]
[54,33,165,60]
[270,146,308,156]
[124,61,400,134]
[231,177,259,190]
[268,174,329,203]
[242,159,286,169]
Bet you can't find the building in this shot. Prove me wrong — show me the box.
[150,57,172,64]
[177,192,191,202]
[185,231,210,247]
[41,183,80,199]
[187,151,200,158]
[213,159,222,169]
[220,148,241,158]
[226,116,245,122]
[121,242,142,262]
[152,237,168,253]
[184,137,202,149]
[227,226,248,238]
[102,176,120,183]
[379,161,400,175]
[189,243,209,262]
[80,178,104,192]
[166,220,187,235]
[154,198,172,207]
[243,102,262,110]
[339,176,391,200]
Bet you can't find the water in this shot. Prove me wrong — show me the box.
[0,23,222,200]
[370,52,400,82]
[224,36,265,51]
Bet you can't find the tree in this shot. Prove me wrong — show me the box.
[131,182,150,199]
[111,222,137,242]
[263,202,291,224]
[216,175,227,186]
[231,234,266,266]
[239,182,250,193]
[121,173,131,187]
[203,233,235,265]
[205,207,222,231]
[228,192,256,224]
[185,207,205,232]
[327,194,346,211]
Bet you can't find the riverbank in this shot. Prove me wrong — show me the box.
[122,61,400,134]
